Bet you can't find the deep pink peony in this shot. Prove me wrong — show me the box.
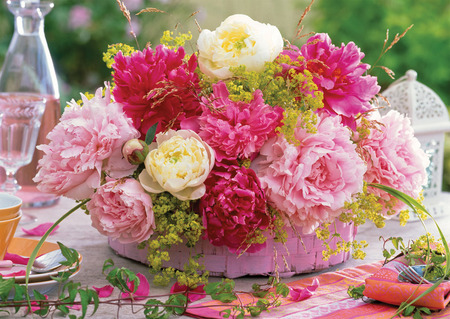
[197,81,284,161]
[87,178,156,244]
[252,113,366,234]
[281,33,380,129]
[34,87,139,200]
[361,110,429,215]
[199,162,271,254]
[112,45,202,136]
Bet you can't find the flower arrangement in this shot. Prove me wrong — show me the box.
[33,2,430,289]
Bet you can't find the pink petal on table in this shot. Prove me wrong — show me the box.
[289,278,320,302]
[1,270,26,277]
[93,285,114,298]
[120,273,149,300]
[170,282,206,302]
[21,223,59,236]
[28,295,49,313]
[4,252,29,265]
[68,304,82,310]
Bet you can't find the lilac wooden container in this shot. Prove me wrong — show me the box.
[109,221,356,278]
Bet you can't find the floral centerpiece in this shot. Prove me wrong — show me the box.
[33,4,429,288]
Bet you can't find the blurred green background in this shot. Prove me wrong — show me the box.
[0,0,449,186]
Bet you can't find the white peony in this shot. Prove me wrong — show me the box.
[139,129,215,200]
[197,14,284,79]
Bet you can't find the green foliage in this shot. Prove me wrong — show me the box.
[347,284,366,300]
[303,0,450,106]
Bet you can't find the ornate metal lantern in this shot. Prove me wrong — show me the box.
[379,70,450,219]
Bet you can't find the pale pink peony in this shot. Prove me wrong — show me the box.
[199,162,270,254]
[34,87,139,200]
[361,110,429,215]
[113,45,202,136]
[198,81,284,161]
[87,178,155,244]
[282,33,380,129]
[252,113,366,234]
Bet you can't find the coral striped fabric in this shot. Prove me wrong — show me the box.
[185,261,450,318]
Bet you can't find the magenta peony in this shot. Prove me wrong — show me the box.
[361,110,429,215]
[112,45,202,136]
[252,113,366,234]
[198,81,284,161]
[34,87,139,200]
[199,162,271,253]
[282,33,380,129]
[88,178,155,244]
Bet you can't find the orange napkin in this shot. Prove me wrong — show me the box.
[364,257,450,310]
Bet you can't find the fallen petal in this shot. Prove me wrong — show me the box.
[22,223,59,236]
[93,285,114,298]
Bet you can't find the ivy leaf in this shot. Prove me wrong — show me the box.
[275,283,290,298]
[204,280,237,303]
[57,242,79,266]
[0,278,15,301]
[166,294,187,315]
[404,305,416,316]
[220,309,232,318]
[102,259,115,274]
[144,299,168,318]
[145,122,158,145]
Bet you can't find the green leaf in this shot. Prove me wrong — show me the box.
[404,305,416,316]
[248,305,262,317]
[275,283,290,298]
[252,290,269,298]
[167,294,187,315]
[347,285,365,300]
[220,309,231,318]
[0,278,15,301]
[57,242,79,266]
[78,289,89,317]
[419,307,432,315]
[413,310,424,319]
[102,259,115,274]
[88,289,100,315]
[145,122,158,145]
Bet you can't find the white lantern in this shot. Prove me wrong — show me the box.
[379,70,450,219]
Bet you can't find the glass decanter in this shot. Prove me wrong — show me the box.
[0,0,61,207]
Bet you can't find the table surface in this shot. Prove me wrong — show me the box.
[3,195,450,318]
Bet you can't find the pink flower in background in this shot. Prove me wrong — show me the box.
[361,110,429,215]
[283,33,380,129]
[124,0,143,11]
[253,113,366,234]
[199,162,270,253]
[197,82,284,161]
[34,87,139,200]
[113,45,202,136]
[88,179,155,244]
[68,5,92,30]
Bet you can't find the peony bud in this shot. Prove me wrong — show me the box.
[122,139,149,165]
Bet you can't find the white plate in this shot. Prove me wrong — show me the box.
[2,237,83,283]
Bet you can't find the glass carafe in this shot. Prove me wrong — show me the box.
[0,0,61,207]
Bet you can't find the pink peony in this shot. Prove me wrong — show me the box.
[34,87,139,200]
[112,45,202,136]
[87,178,155,244]
[199,162,271,254]
[282,33,380,129]
[361,110,429,215]
[197,81,284,161]
[252,113,366,234]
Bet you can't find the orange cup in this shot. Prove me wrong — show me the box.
[0,193,22,221]
[0,211,22,260]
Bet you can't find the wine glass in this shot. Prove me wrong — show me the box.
[0,93,46,223]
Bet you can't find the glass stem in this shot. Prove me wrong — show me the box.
[2,168,20,194]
